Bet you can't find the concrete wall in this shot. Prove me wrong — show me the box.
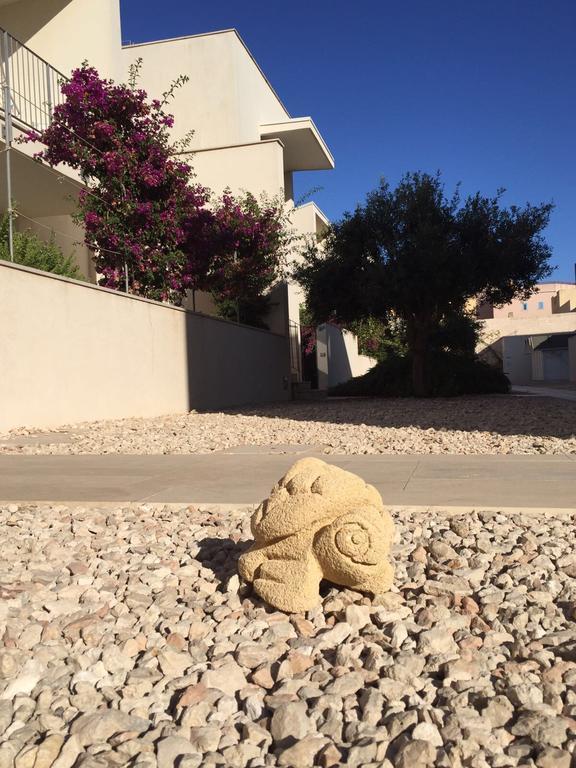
[0,261,290,433]
[291,203,328,241]
[264,282,290,338]
[327,326,376,388]
[501,336,533,384]
[494,331,576,385]
[190,140,286,200]
[479,315,576,352]
[569,336,576,383]
[479,315,576,385]
[315,324,376,389]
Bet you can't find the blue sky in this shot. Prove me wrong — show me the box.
[120,0,576,282]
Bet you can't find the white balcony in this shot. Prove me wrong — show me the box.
[0,24,67,133]
[260,117,334,172]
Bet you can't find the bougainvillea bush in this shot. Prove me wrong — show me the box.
[25,63,293,316]
[25,62,215,303]
[209,190,292,326]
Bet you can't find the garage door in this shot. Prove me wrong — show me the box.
[542,348,569,381]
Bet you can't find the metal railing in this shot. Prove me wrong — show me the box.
[0,26,67,133]
[0,26,68,261]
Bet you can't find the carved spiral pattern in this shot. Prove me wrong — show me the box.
[334,521,372,561]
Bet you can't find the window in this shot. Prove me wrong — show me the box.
[538,301,544,310]
[522,302,528,311]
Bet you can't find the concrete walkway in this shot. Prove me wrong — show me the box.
[0,451,575,508]
[512,384,576,402]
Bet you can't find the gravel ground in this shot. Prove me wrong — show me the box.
[1,396,576,456]
[1,503,575,768]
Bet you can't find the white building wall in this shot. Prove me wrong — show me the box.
[314,324,376,389]
[190,140,285,200]
[0,0,122,80]
[0,6,336,390]
[122,31,289,151]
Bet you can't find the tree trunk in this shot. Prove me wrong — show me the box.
[406,319,431,397]
[411,345,427,397]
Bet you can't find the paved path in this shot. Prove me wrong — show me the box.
[0,451,574,508]
[512,384,576,402]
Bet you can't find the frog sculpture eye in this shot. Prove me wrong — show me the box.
[238,458,394,613]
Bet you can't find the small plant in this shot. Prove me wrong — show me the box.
[0,213,82,279]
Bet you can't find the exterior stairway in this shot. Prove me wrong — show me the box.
[292,381,328,401]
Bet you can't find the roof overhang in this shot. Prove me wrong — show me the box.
[531,333,574,351]
[260,117,334,172]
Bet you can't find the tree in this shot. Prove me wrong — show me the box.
[296,172,553,396]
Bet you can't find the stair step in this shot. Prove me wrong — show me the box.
[293,389,328,401]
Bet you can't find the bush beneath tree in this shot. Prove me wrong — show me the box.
[331,352,510,398]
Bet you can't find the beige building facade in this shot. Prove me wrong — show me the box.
[0,0,373,408]
[122,29,338,382]
[477,282,576,384]
[477,282,576,319]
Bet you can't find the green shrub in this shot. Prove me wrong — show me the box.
[330,352,510,398]
[212,294,271,330]
[0,213,83,279]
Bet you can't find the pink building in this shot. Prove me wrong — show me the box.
[477,281,576,384]
[477,282,576,319]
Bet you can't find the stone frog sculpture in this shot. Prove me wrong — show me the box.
[238,457,394,612]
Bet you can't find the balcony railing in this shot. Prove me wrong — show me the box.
[0,26,67,134]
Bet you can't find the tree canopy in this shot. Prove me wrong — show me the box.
[295,172,553,396]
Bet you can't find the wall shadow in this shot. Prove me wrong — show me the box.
[0,0,73,44]
[184,309,291,413]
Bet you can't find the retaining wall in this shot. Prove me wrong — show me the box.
[0,261,290,433]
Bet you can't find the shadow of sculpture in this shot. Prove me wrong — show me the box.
[195,536,253,585]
